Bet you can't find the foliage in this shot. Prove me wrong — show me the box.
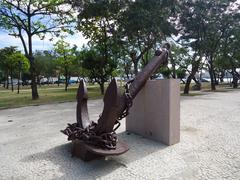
[0,46,29,92]
[117,0,178,75]
[80,46,117,94]
[1,0,240,98]
[0,0,75,99]
[0,46,29,78]
[54,38,77,91]
[34,50,57,81]
[0,0,75,43]
[158,67,172,79]
[75,0,122,93]
[178,0,240,91]
[176,68,186,80]
[9,52,29,72]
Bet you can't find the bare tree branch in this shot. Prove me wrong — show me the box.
[5,0,28,16]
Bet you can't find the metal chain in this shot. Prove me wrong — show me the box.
[117,79,134,120]
[61,122,118,150]
[113,79,134,132]
[61,80,134,150]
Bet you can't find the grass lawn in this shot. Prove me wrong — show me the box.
[0,82,234,109]
[180,92,204,96]
[0,84,103,109]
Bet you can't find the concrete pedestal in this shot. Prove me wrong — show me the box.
[126,79,180,145]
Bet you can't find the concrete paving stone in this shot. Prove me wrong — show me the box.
[0,90,240,179]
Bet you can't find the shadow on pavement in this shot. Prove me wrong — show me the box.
[21,132,167,179]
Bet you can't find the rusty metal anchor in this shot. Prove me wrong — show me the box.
[61,43,170,161]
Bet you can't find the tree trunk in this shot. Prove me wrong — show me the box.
[3,72,7,88]
[38,76,41,87]
[184,71,201,94]
[27,13,38,99]
[208,57,216,91]
[17,65,21,94]
[65,68,68,92]
[232,76,238,88]
[184,59,200,94]
[10,69,14,92]
[171,56,176,78]
[3,79,6,88]
[47,77,49,86]
[124,64,130,80]
[130,52,139,77]
[193,76,200,85]
[126,73,129,80]
[232,68,238,88]
[220,71,225,83]
[58,74,60,87]
[193,76,201,90]
[133,61,138,76]
[209,69,216,91]
[181,79,185,84]
[228,58,239,88]
[99,82,105,95]
[213,70,218,85]
[29,58,39,100]
[184,75,192,94]
[6,70,9,89]
[65,76,68,91]
[77,76,81,83]
[17,79,20,94]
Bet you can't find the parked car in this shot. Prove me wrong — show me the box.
[69,77,80,84]
[54,79,65,84]
[40,78,48,85]
[201,78,209,82]
[22,80,30,86]
[5,79,23,86]
[68,79,78,84]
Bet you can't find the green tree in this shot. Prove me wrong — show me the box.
[178,0,239,93]
[0,0,74,99]
[0,46,28,92]
[216,25,240,88]
[80,47,117,94]
[159,67,172,79]
[118,0,177,75]
[201,1,238,90]
[0,46,17,89]
[176,68,186,84]
[34,50,57,85]
[74,48,90,80]
[54,38,77,91]
[74,0,123,93]
[9,52,29,93]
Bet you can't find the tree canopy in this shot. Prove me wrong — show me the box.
[0,0,75,99]
[1,0,240,96]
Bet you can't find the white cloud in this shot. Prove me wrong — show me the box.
[0,31,88,52]
[60,33,89,48]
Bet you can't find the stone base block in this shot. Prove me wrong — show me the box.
[126,79,180,145]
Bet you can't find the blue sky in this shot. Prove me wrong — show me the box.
[0,30,88,52]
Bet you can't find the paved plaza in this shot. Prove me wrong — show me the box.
[0,90,240,180]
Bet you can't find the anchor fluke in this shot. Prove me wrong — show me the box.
[76,79,91,129]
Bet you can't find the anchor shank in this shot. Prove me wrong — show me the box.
[129,50,168,99]
[96,49,169,134]
[117,49,169,117]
